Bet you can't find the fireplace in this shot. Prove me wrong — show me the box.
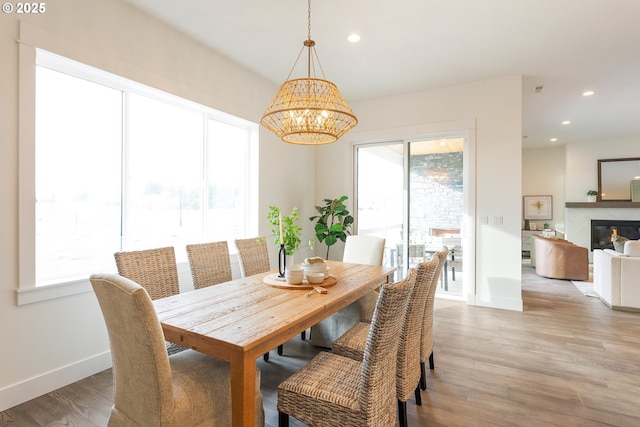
[591,219,640,250]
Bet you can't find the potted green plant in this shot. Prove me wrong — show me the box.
[267,206,302,256]
[309,196,354,259]
[587,190,598,202]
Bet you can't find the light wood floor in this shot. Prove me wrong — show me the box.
[2,265,640,426]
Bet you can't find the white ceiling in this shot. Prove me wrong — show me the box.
[125,0,640,148]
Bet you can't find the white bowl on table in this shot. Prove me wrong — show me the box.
[302,259,329,278]
[285,265,304,285]
[306,272,326,284]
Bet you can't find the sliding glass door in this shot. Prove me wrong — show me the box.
[355,136,466,297]
[355,142,405,275]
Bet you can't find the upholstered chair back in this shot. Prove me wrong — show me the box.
[343,235,386,265]
[91,274,173,424]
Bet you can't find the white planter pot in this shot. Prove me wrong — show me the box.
[587,195,597,202]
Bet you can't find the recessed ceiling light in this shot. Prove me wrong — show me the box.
[562,120,571,125]
[347,33,361,43]
[550,138,558,142]
[582,90,595,97]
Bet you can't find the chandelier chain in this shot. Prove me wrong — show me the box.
[308,0,311,41]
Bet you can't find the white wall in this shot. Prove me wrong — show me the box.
[564,136,640,202]
[522,145,567,233]
[0,0,314,411]
[316,76,524,312]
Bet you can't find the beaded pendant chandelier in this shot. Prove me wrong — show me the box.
[260,0,357,145]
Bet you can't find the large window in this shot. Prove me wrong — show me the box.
[30,51,257,287]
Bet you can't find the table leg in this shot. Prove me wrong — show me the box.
[230,353,256,427]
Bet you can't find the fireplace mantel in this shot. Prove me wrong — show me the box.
[566,202,640,208]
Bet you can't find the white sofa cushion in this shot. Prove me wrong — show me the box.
[624,240,640,257]
[594,247,640,310]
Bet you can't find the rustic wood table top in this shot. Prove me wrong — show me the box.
[153,260,395,427]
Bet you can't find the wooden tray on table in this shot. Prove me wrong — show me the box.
[263,273,337,290]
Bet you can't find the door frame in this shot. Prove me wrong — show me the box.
[352,120,476,303]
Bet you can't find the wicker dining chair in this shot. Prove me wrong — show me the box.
[234,237,284,361]
[113,246,185,355]
[90,273,265,427]
[420,246,449,390]
[309,235,386,348]
[186,241,232,289]
[277,270,416,427]
[234,237,271,277]
[333,261,437,427]
[114,246,180,300]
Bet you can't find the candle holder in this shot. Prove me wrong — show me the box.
[278,243,286,278]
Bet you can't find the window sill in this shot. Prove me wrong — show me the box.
[16,279,93,306]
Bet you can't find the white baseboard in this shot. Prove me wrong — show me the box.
[471,295,523,312]
[0,351,112,412]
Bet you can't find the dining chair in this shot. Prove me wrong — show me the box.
[234,237,285,360]
[332,261,437,427]
[395,243,427,271]
[186,241,232,289]
[420,246,449,390]
[277,269,416,427]
[90,273,265,427]
[309,235,386,348]
[114,246,180,300]
[113,246,185,355]
[234,237,271,277]
[442,236,463,282]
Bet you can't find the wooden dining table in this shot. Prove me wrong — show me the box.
[153,260,396,427]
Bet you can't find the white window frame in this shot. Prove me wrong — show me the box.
[17,25,258,305]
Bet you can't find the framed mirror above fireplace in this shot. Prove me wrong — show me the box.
[598,157,640,201]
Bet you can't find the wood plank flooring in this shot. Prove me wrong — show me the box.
[2,264,639,426]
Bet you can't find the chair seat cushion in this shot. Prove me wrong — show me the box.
[167,349,263,426]
[309,291,378,348]
[278,352,362,425]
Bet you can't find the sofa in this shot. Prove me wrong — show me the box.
[533,235,589,281]
[593,240,640,311]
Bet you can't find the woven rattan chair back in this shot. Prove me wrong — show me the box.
[234,237,270,277]
[186,241,232,289]
[113,246,179,300]
[397,258,438,402]
[358,269,416,424]
[420,247,448,362]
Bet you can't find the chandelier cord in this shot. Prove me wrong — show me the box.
[308,0,311,41]
[307,0,312,79]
